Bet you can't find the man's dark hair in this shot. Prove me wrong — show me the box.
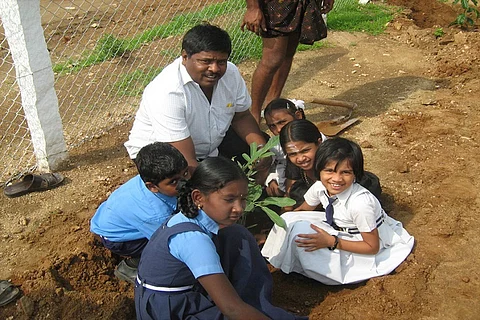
[135,142,187,185]
[182,23,232,57]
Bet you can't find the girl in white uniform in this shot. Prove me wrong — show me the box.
[263,99,327,198]
[261,137,414,285]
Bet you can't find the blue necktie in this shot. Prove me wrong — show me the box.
[325,194,336,227]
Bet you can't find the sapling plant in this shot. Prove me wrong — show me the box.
[237,136,294,229]
[451,0,480,28]
[434,27,445,38]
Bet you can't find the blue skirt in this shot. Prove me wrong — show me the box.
[135,223,308,320]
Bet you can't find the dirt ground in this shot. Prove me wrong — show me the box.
[1,0,480,319]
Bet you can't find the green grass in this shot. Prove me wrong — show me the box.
[328,2,399,35]
[297,40,331,51]
[53,0,245,74]
[54,0,399,96]
[114,67,164,97]
[112,26,263,98]
[228,27,263,63]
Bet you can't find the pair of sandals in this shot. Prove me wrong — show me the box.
[0,280,21,307]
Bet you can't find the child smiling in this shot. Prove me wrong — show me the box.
[262,137,414,285]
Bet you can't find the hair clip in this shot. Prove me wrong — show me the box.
[288,98,305,110]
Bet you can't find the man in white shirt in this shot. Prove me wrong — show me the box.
[125,23,269,175]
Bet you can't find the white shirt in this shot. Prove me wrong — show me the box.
[265,143,287,192]
[124,57,251,159]
[303,181,383,232]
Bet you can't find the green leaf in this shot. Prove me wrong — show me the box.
[433,28,445,38]
[461,0,469,9]
[260,196,296,207]
[245,202,255,212]
[242,153,251,162]
[265,135,280,149]
[456,14,466,25]
[247,184,263,203]
[259,206,287,229]
[238,134,291,228]
[247,169,258,179]
[235,159,244,168]
[259,151,275,158]
[250,141,258,156]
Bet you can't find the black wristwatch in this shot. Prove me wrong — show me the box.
[328,235,339,251]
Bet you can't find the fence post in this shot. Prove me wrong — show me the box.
[0,0,67,173]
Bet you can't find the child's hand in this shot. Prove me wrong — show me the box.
[266,180,285,197]
[295,224,335,252]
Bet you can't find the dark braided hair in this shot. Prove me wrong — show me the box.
[177,157,247,218]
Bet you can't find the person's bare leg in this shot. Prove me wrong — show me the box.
[250,36,289,123]
[264,32,301,106]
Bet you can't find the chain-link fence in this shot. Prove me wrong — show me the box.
[0,0,352,186]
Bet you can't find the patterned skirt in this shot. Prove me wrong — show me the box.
[261,0,328,44]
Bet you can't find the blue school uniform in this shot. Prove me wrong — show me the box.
[90,175,177,257]
[91,175,177,241]
[135,211,307,320]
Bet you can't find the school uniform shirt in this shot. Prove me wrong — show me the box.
[167,210,224,278]
[304,181,381,232]
[135,213,306,320]
[265,143,287,192]
[262,182,415,285]
[90,175,177,242]
[124,57,251,159]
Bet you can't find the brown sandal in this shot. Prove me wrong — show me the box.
[0,280,21,307]
[3,173,65,198]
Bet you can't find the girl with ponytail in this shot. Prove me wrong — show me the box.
[135,156,306,320]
